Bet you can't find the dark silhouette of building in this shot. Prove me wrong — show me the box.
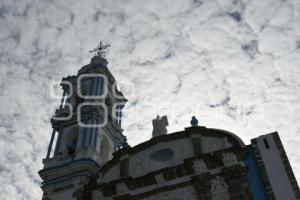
[39,53,300,200]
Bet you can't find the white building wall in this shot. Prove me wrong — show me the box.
[255,134,296,200]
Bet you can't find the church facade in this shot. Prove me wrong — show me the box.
[39,52,300,200]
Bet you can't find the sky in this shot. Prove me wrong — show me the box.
[0,0,300,199]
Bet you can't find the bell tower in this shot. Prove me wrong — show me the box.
[39,42,128,200]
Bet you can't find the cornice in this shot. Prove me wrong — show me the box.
[100,126,245,173]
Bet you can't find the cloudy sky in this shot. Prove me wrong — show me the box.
[1,0,300,199]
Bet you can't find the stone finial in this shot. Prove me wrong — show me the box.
[152,115,168,137]
[190,116,198,126]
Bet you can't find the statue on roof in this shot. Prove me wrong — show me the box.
[152,115,169,137]
[89,41,111,58]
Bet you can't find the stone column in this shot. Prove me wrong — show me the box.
[54,126,63,155]
[46,129,56,159]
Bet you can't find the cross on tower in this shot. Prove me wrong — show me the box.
[89,41,111,58]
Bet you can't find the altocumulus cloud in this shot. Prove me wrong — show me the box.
[0,0,300,199]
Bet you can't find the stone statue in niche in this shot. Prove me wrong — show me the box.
[222,152,238,167]
[211,176,230,200]
[193,159,208,174]
[154,173,165,186]
[211,176,228,192]
[152,115,169,137]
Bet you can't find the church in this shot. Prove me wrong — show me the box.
[39,43,300,200]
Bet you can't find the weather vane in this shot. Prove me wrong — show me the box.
[89,41,111,58]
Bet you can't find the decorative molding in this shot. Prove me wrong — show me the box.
[102,127,244,174]
[192,159,207,175]
[222,152,238,167]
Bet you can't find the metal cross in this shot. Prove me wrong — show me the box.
[89,41,111,58]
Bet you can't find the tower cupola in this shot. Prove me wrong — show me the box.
[39,42,127,200]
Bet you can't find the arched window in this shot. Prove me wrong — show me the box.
[65,126,79,157]
[100,135,111,162]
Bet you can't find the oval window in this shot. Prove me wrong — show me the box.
[150,148,174,162]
